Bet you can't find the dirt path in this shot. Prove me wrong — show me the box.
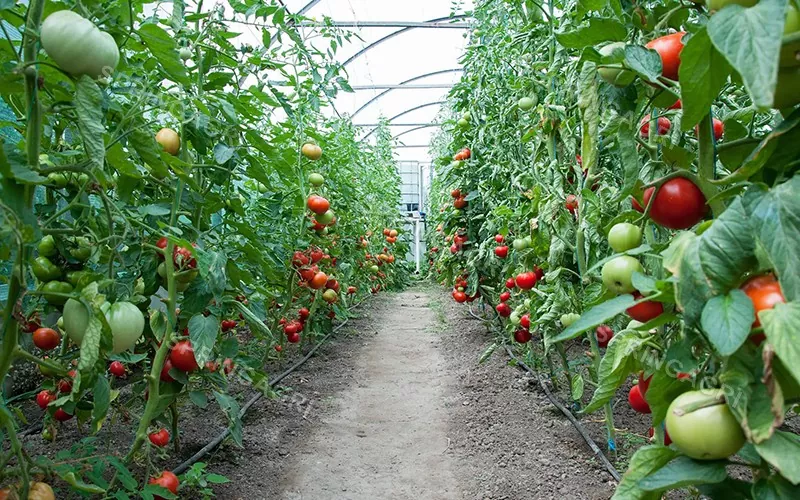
[210,287,616,499]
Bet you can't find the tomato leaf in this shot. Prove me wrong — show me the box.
[556,18,626,49]
[752,475,800,498]
[75,76,106,170]
[638,456,727,491]
[197,249,228,297]
[614,120,640,203]
[188,313,219,366]
[700,290,754,356]
[677,27,731,131]
[213,391,243,447]
[611,445,679,500]
[644,371,690,427]
[761,302,800,391]
[624,45,662,83]
[138,24,191,86]
[582,329,648,413]
[571,372,584,401]
[708,0,786,109]
[547,294,635,346]
[90,376,110,434]
[754,430,800,485]
[77,315,103,374]
[744,174,800,301]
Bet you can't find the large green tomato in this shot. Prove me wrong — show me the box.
[512,237,530,250]
[665,390,745,460]
[105,302,145,353]
[308,173,325,187]
[41,281,73,305]
[316,210,335,225]
[597,42,635,87]
[38,235,57,257]
[601,256,643,294]
[560,313,580,327]
[40,10,120,79]
[63,298,90,346]
[774,66,800,109]
[518,96,537,111]
[69,237,92,262]
[32,256,61,282]
[607,223,642,253]
[781,5,800,67]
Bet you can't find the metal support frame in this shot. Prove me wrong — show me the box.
[351,68,462,119]
[298,21,470,28]
[394,145,433,148]
[360,101,445,141]
[392,124,441,140]
[353,123,440,127]
[350,83,454,90]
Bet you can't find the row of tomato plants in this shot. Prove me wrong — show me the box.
[0,0,408,498]
[427,0,800,498]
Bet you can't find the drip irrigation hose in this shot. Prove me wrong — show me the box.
[172,302,362,475]
[503,345,621,482]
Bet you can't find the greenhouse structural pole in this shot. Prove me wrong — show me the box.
[392,124,441,140]
[350,83,453,90]
[360,101,446,141]
[351,68,463,119]
[297,21,470,28]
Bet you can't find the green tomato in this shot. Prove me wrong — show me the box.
[774,67,800,109]
[308,173,325,187]
[665,390,745,460]
[257,181,268,193]
[41,281,73,305]
[607,223,642,253]
[462,111,471,122]
[597,42,635,87]
[63,298,90,346]
[38,235,57,257]
[179,47,193,61]
[316,210,335,225]
[457,118,470,129]
[105,302,145,353]
[560,313,580,327]
[512,237,529,251]
[32,256,61,281]
[175,269,198,284]
[518,96,537,111]
[69,238,92,262]
[48,172,68,188]
[40,10,120,78]
[369,265,380,273]
[133,277,145,295]
[601,256,643,294]
[780,5,800,67]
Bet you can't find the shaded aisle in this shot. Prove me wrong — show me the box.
[281,290,460,499]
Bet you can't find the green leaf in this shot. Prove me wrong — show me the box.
[611,445,679,500]
[754,430,800,485]
[188,313,219,366]
[556,18,626,49]
[708,0,787,108]
[197,249,228,297]
[547,294,635,346]
[644,370,691,426]
[582,329,648,413]
[571,372,584,401]
[213,391,243,447]
[678,27,731,130]
[625,45,662,83]
[189,390,209,409]
[138,204,171,216]
[721,348,782,443]
[744,175,800,300]
[205,474,231,484]
[78,315,103,374]
[75,76,106,170]
[106,143,142,178]
[761,302,800,391]
[700,290,755,356]
[639,456,727,491]
[138,24,190,85]
[615,120,640,202]
[753,475,800,498]
[90,376,110,434]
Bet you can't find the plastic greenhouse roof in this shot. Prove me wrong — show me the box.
[281,0,474,163]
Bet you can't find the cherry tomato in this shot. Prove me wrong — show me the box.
[645,32,685,81]
[494,246,509,258]
[148,429,170,447]
[520,314,531,329]
[639,115,671,139]
[495,303,512,317]
[514,329,532,343]
[36,390,56,409]
[494,234,504,243]
[221,319,237,332]
[54,408,73,421]
[33,327,61,351]
[505,278,516,289]
[108,361,126,377]
[643,177,706,229]
[499,291,511,303]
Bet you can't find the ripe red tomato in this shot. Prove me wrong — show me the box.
[494,246,509,258]
[499,291,511,303]
[155,236,168,259]
[172,243,197,269]
[57,374,73,394]
[347,286,357,294]
[310,249,324,263]
[505,278,516,289]
[626,293,664,322]
[452,290,468,303]
[668,99,682,110]
[514,329,532,343]
[628,384,651,413]
[108,361,126,377]
[631,195,645,213]
[494,234,504,243]
[712,118,724,141]
[160,359,175,382]
[33,327,60,351]
[740,274,785,329]
[565,194,578,214]
[221,319,237,332]
[643,177,706,229]
[639,115,671,139]
[453,197,468,209]
[515,272,537,290]
[287,331,301,343]
[326,278,340,292]
[595,325,614,348]
[299,265,318,282]
[222,358,235,375]
[54,408,73,421]
[148,429,170,447]
[149,471,179,499]
[275,345,283,352]
[306,195,330,215]
[170,340,199,372]
[36,390,56,409]
[309,271,328,289]
[462,147,471,159]
[520,314,530,329]
[451,188,461,198]
[648,426,673,446]
[645,32,685,81]
[292,251,310,267]
[450,244,459,254]
[638,372,653,396]
[533,266,544,281]
[298,307,310,321]
[496,303,512,317]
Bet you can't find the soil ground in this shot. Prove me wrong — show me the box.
[210,286,618,499]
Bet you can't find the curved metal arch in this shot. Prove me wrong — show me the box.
[297,0,322,15]
[360,101,446,141]
[342,15,469,68]
[351,68,463,119]
[392,124,441,141]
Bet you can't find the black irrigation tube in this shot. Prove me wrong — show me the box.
[172,302,362,475]
[466,302,620,482]
[503,345,622,482]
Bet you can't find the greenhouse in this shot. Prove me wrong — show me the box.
[0,0,799,498]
